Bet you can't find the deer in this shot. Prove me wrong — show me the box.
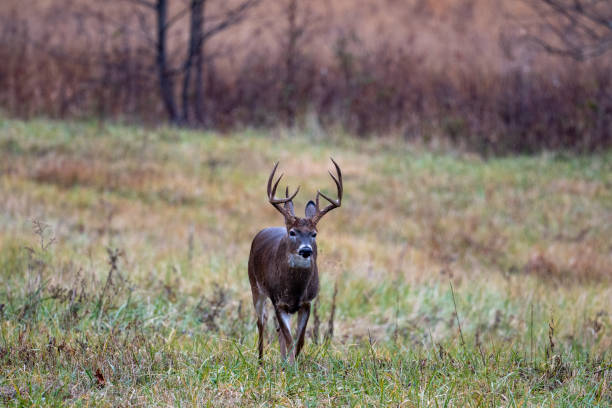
[248,158,343,363]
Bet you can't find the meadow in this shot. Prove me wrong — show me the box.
[0,118,611,406]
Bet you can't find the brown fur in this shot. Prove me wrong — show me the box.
[248,159,342,363]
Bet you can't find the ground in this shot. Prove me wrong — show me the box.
[0,118,611,406]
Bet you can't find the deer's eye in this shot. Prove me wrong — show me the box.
[311,232,317,238]
[289,230,296,237]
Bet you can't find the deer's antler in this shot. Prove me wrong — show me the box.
[311,158,342,224]
[267,162,300,220]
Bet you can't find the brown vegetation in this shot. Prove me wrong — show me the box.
[0,0,611,153]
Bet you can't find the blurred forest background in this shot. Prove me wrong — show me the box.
[0,0,611,154]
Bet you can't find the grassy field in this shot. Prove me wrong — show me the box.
[0,118,611,406]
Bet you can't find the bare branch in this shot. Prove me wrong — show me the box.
[164,6,191,30]
[202,0,260,42]
[523,0,612,59]
[122,0,156,9]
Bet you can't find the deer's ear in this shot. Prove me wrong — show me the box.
[284,200,295,216]
[305,200,317,219]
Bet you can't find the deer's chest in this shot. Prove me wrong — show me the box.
[269,265,318,313]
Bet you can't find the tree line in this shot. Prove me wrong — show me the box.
[0,0,610,154]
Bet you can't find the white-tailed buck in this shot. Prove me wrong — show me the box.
[248,158,343,363]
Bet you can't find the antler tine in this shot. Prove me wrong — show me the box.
[317,189,338,206]
[270,187,300,204]
[331,157,343,200]
[266,162,300,219]
[285,185,300,202]
[270,173,284,200]
[266,161,280,198]
[312,157,343,224]
[270,179,300,204]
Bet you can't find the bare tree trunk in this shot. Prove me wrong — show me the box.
[127,0,257,125]
[181,0,259,126]
[181,0,206,124]
[156,0,178,123]
[180,61,192,123]
[279,0,321,128]
[284,0,299,127]
[193,4,205,125]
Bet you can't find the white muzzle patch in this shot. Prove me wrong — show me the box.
[288,253,312,269]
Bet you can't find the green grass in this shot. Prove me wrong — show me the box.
[0,118,611,406]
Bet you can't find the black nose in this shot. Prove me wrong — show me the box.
[298,247,313,258]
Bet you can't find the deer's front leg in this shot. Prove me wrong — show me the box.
[274,306,294,363]
[276,318,287,359]
[253,292,268,363]
[294,303,311,359]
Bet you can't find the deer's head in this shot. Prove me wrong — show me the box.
[267,158,343,262]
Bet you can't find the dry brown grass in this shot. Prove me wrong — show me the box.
[525,244,612,284]
[31,154,156,190]
[3,118,610,288]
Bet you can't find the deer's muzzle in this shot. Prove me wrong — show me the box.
[289,253,312,269]
[298,246,313,258]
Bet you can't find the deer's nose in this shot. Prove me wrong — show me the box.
[298,246,313,258]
